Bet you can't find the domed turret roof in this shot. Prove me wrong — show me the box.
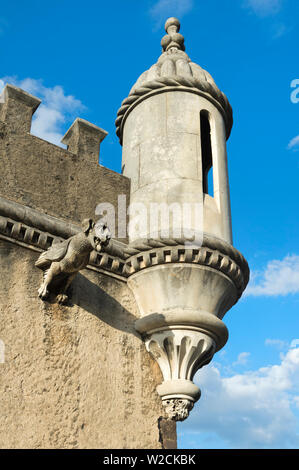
[116,17,233,144]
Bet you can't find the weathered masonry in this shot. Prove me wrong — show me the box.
[0,18,249,448]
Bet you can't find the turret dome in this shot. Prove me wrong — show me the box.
[116,17,233,144]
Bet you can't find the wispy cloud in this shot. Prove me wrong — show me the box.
[243,0,290,39]
[182,344,299,449]
[244,0,283,17]
[149,0,193,30]
[288,135,299,151]
[265,338,289,350]
[245,255,299,296]
[271,22,291,39]
[232,352,251,367]
[0,77,85,147]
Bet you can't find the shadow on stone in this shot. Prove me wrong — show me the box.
[68,272,140,338]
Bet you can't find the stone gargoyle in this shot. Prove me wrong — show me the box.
[35,218,111,304]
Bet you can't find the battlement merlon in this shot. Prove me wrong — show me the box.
[0,84,108,163]
[62,118,108,163]
[0,84,41,134]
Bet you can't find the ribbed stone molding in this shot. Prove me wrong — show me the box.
[0,196,127,279]
[135,312,228,421]
[0,195,249,289]
[126,244,247,299]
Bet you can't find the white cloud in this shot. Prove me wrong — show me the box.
[0,77,85,146]
[182,345,299,448]
[233,352,251,366]
[244,0,283,17]
[245,255,299,296]
[149,0,193,29]
[265,339,289,350]
[288,135,299,151]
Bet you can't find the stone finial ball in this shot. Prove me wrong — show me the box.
[161,34,172,50]
[165,17,180,33]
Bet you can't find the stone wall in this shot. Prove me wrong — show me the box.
[0,85,130,243]
[0,241,177,448]
[0,85,177,449]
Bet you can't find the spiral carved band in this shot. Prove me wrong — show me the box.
[115,76,233,144]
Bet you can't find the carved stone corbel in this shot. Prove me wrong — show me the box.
[129,238,248,421]
[135,309,228,421]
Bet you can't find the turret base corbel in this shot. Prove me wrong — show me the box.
[135,311,228,421]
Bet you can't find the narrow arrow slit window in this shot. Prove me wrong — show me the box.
[200,110,213,196]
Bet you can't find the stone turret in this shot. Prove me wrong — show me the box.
[116,18,249,421]
[117,17,233,244]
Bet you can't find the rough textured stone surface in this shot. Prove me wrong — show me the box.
[61,118,108,163]
[0,110,129,243]
[0,13,247,443]
[0,85,177,448]
[0,241,176,448]
[158,418,177,449]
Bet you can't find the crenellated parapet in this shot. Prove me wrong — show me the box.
[0,84,130,238]
[0,84,107,163]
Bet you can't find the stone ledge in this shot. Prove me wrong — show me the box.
[0,206,246,292]
[0,196,249,293]
[0,196,79,239]
[0,214,127,280]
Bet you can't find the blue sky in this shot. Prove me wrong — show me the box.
[0,0,298,449]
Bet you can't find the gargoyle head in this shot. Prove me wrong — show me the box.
[82,218,111,252]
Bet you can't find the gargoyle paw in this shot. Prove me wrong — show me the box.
[56,294,68,305]
[38,285,49,300]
